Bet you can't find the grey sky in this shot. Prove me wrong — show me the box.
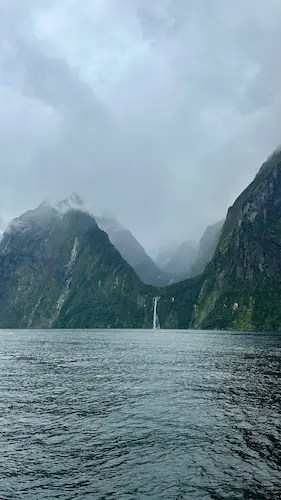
[0,0,281,256]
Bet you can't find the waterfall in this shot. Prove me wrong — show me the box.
[153,296,160,329]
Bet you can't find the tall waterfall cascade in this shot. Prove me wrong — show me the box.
[153,296,161,329]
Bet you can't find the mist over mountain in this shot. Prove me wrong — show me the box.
[194,149,281,330]
[190,220,225,277]
[96,214,170,286]
[0,199,153,329]
[1,148,281,330]
[1,1,281,254]
[1,2,281,330]
[159,241,198,282]
[156,223,225,283]
[0,216,4,242]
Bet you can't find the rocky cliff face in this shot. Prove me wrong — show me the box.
[194,150,281,331]
[0,204,153,329]
[0,196,200,330]
[2,149,281,331]
[158,276,203,328]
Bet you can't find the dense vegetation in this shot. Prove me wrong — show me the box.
[1,150,281,330]
[0,209,153,328]
[194,150,281,331]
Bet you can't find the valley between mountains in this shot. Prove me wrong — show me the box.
[1,149,281,330]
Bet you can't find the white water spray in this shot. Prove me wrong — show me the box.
[153,296,160,329]
[51,237,79,326]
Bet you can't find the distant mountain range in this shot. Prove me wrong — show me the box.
[156,222,224,282]
[189,220,224,277]
[95,214,169,286]
[158,241,198,282]
[1,147,281,330]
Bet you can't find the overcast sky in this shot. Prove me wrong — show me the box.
[0,0,281,256]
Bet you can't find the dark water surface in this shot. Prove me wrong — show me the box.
[0,330,280,500]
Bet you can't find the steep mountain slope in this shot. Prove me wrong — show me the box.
[3,147,281,332]
[190,220,224,277]
[158,275,203,328]
[194,150,281,331]
[0,202,154,329]
[96,214,169,285]
[156,220,223,283]
[162,241,198,280]
[0,215,5,242]
[0,196,201,330]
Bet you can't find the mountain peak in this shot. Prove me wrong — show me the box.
[70,192,84,205]
[56,193,85,215]
[194,149,281,330]
[60,192,84,207]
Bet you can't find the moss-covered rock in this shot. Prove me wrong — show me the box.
[194,150,281,331]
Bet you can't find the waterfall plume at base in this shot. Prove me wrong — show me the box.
[153,296,160,329]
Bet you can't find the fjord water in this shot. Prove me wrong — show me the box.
[0,330,280,500]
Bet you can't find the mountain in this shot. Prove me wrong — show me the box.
[162,241,198,281]
[0,197,154,329]
[157,275,203,328]
[193,149,281,331]
[96,214,169,286]
[190,220,224,277]
[155,245,176,269]
[2,147,281,332]
[156,220,224,283]
[0,195,203,330]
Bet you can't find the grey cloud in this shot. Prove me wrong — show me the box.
[0,36,108,124]
[0,0,281,256]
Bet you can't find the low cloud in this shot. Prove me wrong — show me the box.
[0,0,281,256]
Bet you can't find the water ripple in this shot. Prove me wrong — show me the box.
[0,330,280,499]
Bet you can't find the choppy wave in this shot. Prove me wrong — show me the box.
[0,329,280,499]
